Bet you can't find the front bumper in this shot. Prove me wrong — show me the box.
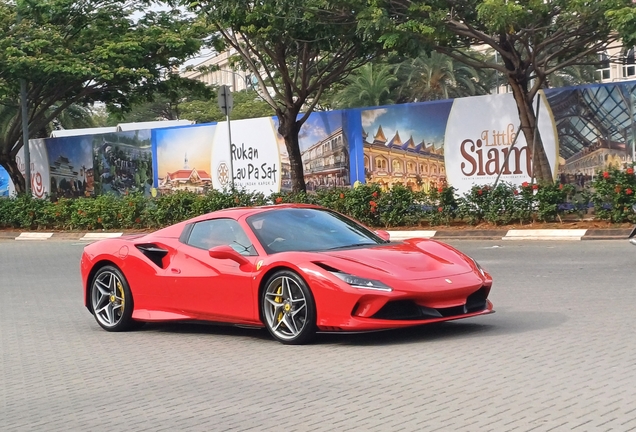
[312,270,493,332]
[318,300,494,332]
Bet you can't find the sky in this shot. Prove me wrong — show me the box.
[274,111,344,155]
[361,101,453,148]
[46,136,94,171]
[155,124,216,174]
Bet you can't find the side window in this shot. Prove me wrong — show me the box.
[186,219,257,256]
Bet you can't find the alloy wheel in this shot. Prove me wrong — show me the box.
[91,270,126,328]
[263,275,308,341]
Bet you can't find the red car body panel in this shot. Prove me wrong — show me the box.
[81,204,493,332]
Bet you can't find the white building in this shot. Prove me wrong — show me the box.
[598,42,636,83]
[181,48,251,91]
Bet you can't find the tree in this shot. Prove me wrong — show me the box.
[608,3,636,47]
[364,0,633,183]
[332,63,398,109]
[0,0,205,192]
[187,0,385,192]
[107,75,214,124]
[179,89,275,123]
[545,64,600,89]
[397,51,492,102]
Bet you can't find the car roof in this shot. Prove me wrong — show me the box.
[147,203,324,239]
[186,203,322,223]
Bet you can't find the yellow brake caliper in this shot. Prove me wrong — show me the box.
[275,286,283,323]
[116,281,125,315]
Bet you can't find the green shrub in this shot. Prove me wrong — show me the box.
[3,194,54,229]
[340,183,382,226]
[590,166,636,223]
[315,188,349,214]
[534,182,575,222]
[0,176,630,231]
[457,183,528,225]
[146,191,199,227]
[377,184,422,227]
[423,185,457,226]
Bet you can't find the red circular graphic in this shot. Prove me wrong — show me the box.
[217,162,229,186]
[33,172,45,198]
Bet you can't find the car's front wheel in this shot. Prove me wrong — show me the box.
[262,270,316,345]
[90,265,139,332]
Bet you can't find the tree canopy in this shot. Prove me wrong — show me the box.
[329,50,493,109]
[363,0,635,182]
[0,0,205,192]
[186,0,387,192]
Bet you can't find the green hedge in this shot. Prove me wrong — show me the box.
[1,167,635,230]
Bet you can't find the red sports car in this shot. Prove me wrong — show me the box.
[81,204,494,344]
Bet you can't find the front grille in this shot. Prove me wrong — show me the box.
[371,287,488,321]
[466,287,488,313]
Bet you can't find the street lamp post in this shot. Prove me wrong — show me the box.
[20,80,31,195]
[17,6,31,195]
[218,85,234,189]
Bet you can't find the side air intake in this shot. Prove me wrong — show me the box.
[135,244,169,269]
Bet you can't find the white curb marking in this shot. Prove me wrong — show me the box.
[502,229,588,241]
[79,233,124,241]
[387,230,437,240]
[15,232,54,241]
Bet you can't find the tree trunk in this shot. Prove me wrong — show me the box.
[508,81,554,183]
[277,109,307,193]
[0,153,26,194]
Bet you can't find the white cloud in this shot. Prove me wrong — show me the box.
[361,108,388,127]
[299,122,328,142]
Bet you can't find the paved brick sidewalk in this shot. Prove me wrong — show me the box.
[1,240,635,431]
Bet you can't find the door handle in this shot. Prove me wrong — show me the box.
[171,268,181,274]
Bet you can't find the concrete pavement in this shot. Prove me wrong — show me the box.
[1,240,635,431]
[0,226,633,242]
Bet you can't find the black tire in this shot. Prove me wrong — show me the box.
[261,270,316,345]
[89,265,139,332]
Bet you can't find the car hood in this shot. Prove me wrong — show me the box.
[317,239,474,281]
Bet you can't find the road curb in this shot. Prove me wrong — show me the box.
[581,228,634,240]
[503,229,588,241]
[79,233,124,241]
[433,230,509,240]
[15,232,54,241]
[1,229,634,241]
[388,228,634,241]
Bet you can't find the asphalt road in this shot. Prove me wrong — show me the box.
[1,239,635,431]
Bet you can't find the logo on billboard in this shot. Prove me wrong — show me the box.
[444,93,557,195]
[32,172,45,198]
[217,162,230,186]
[16,153,48,198]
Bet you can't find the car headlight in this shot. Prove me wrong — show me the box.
[470,257,486,277]
[331,272,393,292]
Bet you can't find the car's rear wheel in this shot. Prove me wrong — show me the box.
[90,265,139,332]
[262,270,316,345]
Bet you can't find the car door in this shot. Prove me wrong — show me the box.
[166,218,259,323]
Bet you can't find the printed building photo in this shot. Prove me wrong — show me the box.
[93,130,153,196]
[361,101,452,192]
[546,83,636,187]
[154,125,215,195]
[275,111,350,192]
[46,135,95,199]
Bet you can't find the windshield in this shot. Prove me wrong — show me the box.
[247,208,387,254]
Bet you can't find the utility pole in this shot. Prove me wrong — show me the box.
[17,5,31,195]
[20,80,31,195]
[218,85,234,189]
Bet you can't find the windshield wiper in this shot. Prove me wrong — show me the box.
[327,242,376,250]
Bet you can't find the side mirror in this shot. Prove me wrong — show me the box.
[375,230,390,241]
[209,245,250,266]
